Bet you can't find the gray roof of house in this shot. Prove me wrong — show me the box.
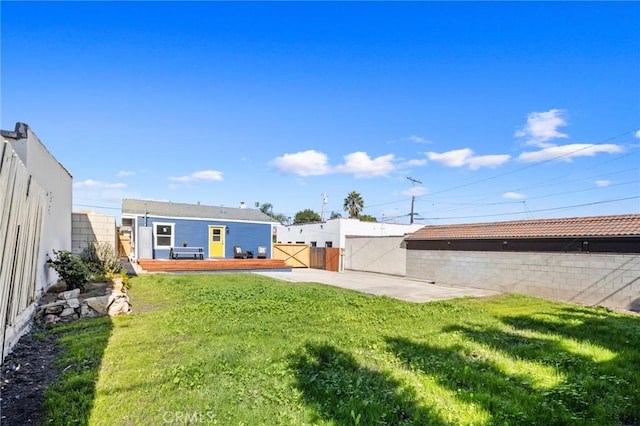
[122,199,278,223]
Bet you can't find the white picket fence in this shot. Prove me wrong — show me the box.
[0,140,47,359]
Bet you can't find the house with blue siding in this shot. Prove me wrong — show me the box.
[121,199,277,260]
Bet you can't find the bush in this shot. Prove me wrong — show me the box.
[106,270,131,290]
[46,250,90,292]
[80,242,123,279]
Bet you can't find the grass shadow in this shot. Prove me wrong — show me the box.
[500,305,640,354]
[494,307,640,424]
[385,336,571,425]
[290,342,446,425]
[41,316,113,425]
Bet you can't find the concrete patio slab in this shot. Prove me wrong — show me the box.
[255,269,499,303]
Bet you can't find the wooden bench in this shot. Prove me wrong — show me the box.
[169,247,204,260]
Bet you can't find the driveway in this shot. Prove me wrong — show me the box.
[255,269,499,303]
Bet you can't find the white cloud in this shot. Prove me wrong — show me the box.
[467,154,511,170]
[192,170,224,181]
[272,150,397,178]
[635,129,640,139]
[515,109,568,147]
[595,180,612,187]
[427,149,510,170]
[409,135,431,144]
[116,170,134,178]
[402,186,428,197]
[272,150,331,176]
[518,144,623,163]
[427,148,473,167]
[503,191,527,199]
[335,152,396,178]
[388,135,432,145]
[73,179,132,206]
[73,179,126,190]
[168,170,224,183]
[403,158,428,167]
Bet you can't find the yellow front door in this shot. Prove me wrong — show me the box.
[208,226,225,258]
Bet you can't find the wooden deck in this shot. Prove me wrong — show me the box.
[137,258,291,273]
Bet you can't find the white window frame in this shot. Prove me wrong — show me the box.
[153,222,175,249]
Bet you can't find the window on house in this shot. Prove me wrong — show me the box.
[154,223,174,248]
[325,241,333,248]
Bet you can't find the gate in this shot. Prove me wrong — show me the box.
[272,243,310,268]
[325,247,341,272]
[309,247,341,272]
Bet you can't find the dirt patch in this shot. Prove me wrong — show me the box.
[0,281,113,424]
[1,326,60,425]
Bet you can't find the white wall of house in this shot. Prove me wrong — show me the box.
[8,124,72,295]
[276,218,423,248]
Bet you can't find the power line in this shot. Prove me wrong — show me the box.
[425,129,638,198]
[412,148,638,215]
[422,195,639,221]
[73,203,121,211]
[416,178,639,214]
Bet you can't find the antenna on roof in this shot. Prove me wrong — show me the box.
[321,193,328,221]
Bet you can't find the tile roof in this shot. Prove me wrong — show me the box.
[405,214,640,240]
[122,199,277,223]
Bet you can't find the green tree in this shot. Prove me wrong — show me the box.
[359,214,377,222]
[343,191,364,218]
[256,202,288,224]
[329,211,342,219]
[294,209,321,224]
[46,250,90,291]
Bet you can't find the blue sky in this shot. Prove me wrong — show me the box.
[2,1,639,224]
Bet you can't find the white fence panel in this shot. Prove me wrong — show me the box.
[0,141,46,359]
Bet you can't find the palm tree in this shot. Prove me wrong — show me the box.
[343,191,364,218]
[258,202,273,216]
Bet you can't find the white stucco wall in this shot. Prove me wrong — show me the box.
[276,218,423,248]
[344,236,407,276]
[9,125,72,294]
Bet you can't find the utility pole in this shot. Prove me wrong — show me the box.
[321,193,328,221]
[406,176,423,224]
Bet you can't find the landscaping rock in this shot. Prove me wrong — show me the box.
[85,296,109,315]
[44,314,59,325]
[44,305,63,315]
[66,298,80,309]
[36,281,131,325]
[106,289,132,316]
[80,304,101,319]
[57,289,80,300]
[60,307,75,317]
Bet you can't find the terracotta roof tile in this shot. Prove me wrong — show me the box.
[405,214,640,240]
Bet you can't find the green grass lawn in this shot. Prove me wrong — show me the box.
[43,273,640,425]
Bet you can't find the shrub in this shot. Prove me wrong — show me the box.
[105,270,131,290]
[46,250,90,292]
[80,242,123,279]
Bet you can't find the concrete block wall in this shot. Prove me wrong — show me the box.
[406,250,640,311]
[344,236,407,276]
[72,212,117,255]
